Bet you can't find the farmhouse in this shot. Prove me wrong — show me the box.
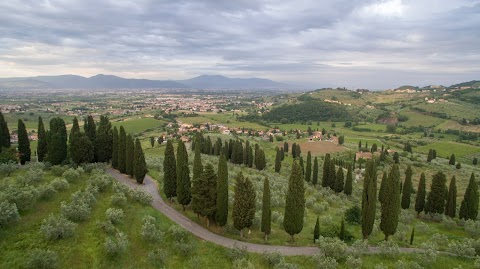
[356,152,372,160]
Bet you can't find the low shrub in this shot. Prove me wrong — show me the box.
[106,208,124,224]
[345,256,363,269]
[111,192,127,207]
[175,241,196,256]
[88,174,111,192]
[0,201,20,227]
[312,253,338,269]
[98,220,116,235]
[25,249,58,269]
[51,165,67,177]
[51,178,69,191]
[71,190,96,207]
[141,216,162,243]
[168,225,189,242]
[465,220,480,238]
[40,214,76,240]
[105,232,129,257]
[263,251,283,266]
[378,240,399,258]
[130,188,153,205]
[447,239,476,257]
[147,248,168,267]
[38,184,57,201]
[62,169,80,183]
[60,201,91,222]
[227,244,248,261]
[316,236,348,260]
[232,258,255,269]
[2,185,39,211]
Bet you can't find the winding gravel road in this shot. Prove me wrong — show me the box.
[107,168,430,257]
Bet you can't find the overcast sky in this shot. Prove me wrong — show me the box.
[1,0,479,89]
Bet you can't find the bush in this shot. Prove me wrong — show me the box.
[3,185,39,211]
[0,162,17,176]
[345,256,363,269]
[112,182,130,195]
[130,188,153,205]
[475,256,480,269]
[38,184,57,201]
[50,165,67,177]
[141,216,162,243]
[25,249,58,269]
[442,215,457,229]
[51,178,69,191]
[24,168,44,184]
[111,192,127,207]
[350,240,368,257]
[227,244,249,261]
[88,174,111,192]
[447,239,476,257]
[345,205,361,224]
[105,232,129,257]
[419,242,438,264]
[71,190,96,207]
[98,220,116,235]
[40,214,76,240]
[271,211,284,226]
[62,169,80,182]
[316,236,347,260]
[232,258,255,269]
[175,241,196,256]
[147,248,168,267]
[60,201,91,222]
[378,240,399,258]
[168,225,189,242]
[105,208,124,224]
[312,254,338,269]
[263,251,284,266]
[428,233,448,249]
[0,201,20,227]
[465,220,480,238]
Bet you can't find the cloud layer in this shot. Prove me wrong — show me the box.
[1,0,479,89]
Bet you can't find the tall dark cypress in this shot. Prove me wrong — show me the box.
[125,134,134,177]
[133,138,147,184]
[111,127,119,169]
[344,164,353,196]
[380,164,401,241]
[0,112,10,151]
[191,144,204,219]
[274,147,282,173]
[335,167,344,193]
[284,160,305,242]
[47,117,67,165]
[176,140,191,210]
[17,119,30,165]
[361,160,377,239]
[232,172,255,238]
[425,171,447,215]
[216,154,228,226]
[255,148,266,170]
[117,126,126,173]
[414,172,426,216]
[312,157,319,186]
[378,172,387,204]
[284,142,289,153]
[193,140,203,181]
[69,117,80,145]
[291,142,296,158]
[313,216,320,243]
[261,176,271,241]
[445,176,457,218]
[401,165,413,209]
[163,139,177,201]
[95,115,113,163]
[37,116,47,162]
[322,154,331,188]
[305,151,312,182]
[459,173,479,220]
[69,131,94,166]
[328,160,336,190]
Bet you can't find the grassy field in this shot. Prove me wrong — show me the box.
[399,111,446,128]
[416,141,480,158]
[111,117,164,134]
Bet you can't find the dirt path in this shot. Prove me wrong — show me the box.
[107,168,434,257]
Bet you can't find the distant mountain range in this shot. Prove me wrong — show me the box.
[0,74,292,90]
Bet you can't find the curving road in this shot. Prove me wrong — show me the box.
[107,168,435,257]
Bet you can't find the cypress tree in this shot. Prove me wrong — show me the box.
[291,142,296,158]
[401,165,413,209]
[445,176,457,218]
[69,117,80,144]
[150,136,155,148]
[248,146,254,168]
[216,154,228,226]
[299,156,305,175]
[305,151,312,182]
[232,172,255,238]
[69,132,94,166]
[17,119,30,165]
[414,173,426,216]
[176,140,191,211]
[284,142,288,153]
[275,147,282,173]
[473,157,478,166]
[125,134,134,177]
[117,126,126,173]
[84,115,96,161]
[322,154,331,188]
[380,164,401,241]
[313,216,320,243]
[432,150,437,159]
[410,227,415,245]
[47,118,67,165]
[449,154,456,165]
[284,160,305,242]
[255,148,266,170]
[95,115,113,163]
[193,142,203,182]
[0,112,10,151]
[393,152,399,164]
[192,163,217,226]
[261,176,271,241]
[133,138,147,184]
[191,146,204,219]
[312,157,319,186]
[427,149,433,162]
[163,140,177,201]
[37,116,47,162]
[344,164,353,195]
[425,171,447,215]
[111,127,119,169]
[459,173,479,220]
[328,160,336,190]
[335,167,344,193]
[378,172,387,204]
[339,218,346,241]
[362,160,377,240]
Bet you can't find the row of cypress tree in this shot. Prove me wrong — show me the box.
[111,126,148,183]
